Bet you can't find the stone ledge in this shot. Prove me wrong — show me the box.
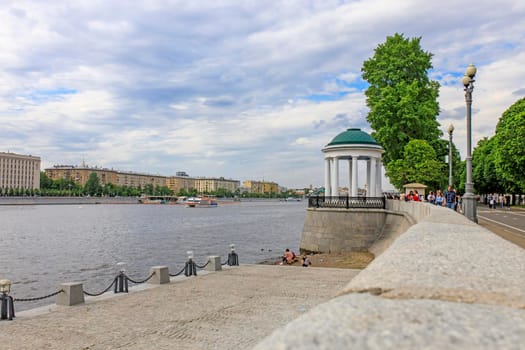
[343,287,525,309]
[254,202,525,348]
[253,294,525,350]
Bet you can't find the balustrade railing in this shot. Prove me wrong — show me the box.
[308,195,386,209]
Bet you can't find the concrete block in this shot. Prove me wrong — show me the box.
[56,282,84,306]
[149,266,170,284]
[205,256,222,271]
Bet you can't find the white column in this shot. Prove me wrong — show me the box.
[351,157,358,197]
[332,157,339,196]
[376,159,382,196]
[370,157,377,197]
[324,158,331,197]
[366,159,371,196]
[348,159,352,194]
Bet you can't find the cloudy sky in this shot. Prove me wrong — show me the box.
[1,0,524,189]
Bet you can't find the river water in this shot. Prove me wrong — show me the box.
[0,201,306,311]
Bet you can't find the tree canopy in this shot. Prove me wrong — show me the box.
[386,139,444,190]
[362,33,441,165]
[471,97,525,194]
[472,137,503,194]
[84,172,101,196]
[492,97,525,192]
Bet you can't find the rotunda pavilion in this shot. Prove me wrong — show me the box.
[322,128,384,197]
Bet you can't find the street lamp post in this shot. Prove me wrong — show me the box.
[462,64,478,223]
[448,124,454,187]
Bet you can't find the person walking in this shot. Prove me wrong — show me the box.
[427,191,435,204]
[445,185,456,210]
[435,190,444,206]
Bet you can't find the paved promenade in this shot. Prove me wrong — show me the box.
[0,265,359,350]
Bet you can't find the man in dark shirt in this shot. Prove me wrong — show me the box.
[445,185,456,210]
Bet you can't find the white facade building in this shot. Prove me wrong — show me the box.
[0,152,41,190]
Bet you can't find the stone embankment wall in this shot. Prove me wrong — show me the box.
[256,201,525,349]
[300,200,428,255]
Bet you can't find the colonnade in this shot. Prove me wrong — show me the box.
[324,156,382,197]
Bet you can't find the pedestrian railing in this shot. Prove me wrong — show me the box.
[0,245,240,321]
[308,195,386,209]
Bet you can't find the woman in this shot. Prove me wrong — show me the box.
[281,249,295,264]
[435,190,444,206]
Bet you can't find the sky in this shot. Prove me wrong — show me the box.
[1,0,524,190]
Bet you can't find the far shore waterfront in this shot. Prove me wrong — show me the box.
[0,196,140,205]
[0,196,291,206]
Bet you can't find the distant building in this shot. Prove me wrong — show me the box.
[167,175,196,193]
[0,152,41,190]
[292,188,307,196]
[243,180,279,194]
[46,164,240,194]
[45,165,167,189]
[194,177,240,193]
[167,175,240,193]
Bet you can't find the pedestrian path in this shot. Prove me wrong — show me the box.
[0,265,360,350]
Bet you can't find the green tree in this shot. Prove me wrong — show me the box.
[40,172,53,189]
[144,184,154,195]
[386,140,444,190]
[473,137,503,195]
[493,97,525,192]
[215,187,232,198]
[361,33,441,165]
[84,172,101,196]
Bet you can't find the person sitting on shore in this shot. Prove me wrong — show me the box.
[282,248,295,264]
[301,256,311,267]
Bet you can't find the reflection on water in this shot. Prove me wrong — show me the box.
[0,201,306,310]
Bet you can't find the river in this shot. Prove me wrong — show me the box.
[0,201,306,311]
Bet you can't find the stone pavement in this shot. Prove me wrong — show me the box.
[255,203,525,349]
[0,265,359,350]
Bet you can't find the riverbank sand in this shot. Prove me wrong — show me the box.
[0,264,360,349]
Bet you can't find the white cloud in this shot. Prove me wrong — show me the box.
[0,0,524,188]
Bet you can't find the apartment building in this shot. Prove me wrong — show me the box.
[194,177,240,193]
[166,175,196,193]
[242,180,279,194]
[167,175,240,194]
[0,152,41,190]
[45,165,167,189]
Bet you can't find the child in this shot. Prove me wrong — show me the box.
[301,256,311,267]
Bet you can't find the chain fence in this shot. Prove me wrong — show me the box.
[125,271,156,284]
[2,250,239,321]
[83,278,117,297]
[13,289,64,303]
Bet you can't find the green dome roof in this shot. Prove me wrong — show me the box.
[327,128,379,146]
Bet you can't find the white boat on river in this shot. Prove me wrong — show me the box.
[184,197,218,208]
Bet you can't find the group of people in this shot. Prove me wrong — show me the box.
[404,186,462,212]
[281,248,311,267]
[487,193,511,209]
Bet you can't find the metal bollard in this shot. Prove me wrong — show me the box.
[114,273,128,293]
[228,244,239,266]
[0,279,14,321]
[114,262,129,293]
[184,251,197,277]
